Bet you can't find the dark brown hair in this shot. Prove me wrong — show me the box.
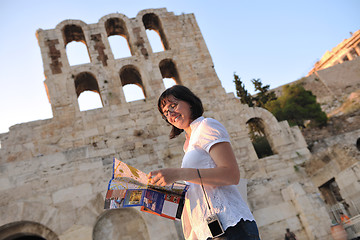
[158,85,204,139]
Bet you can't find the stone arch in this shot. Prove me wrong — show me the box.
[55,19,88,33]
[74,71,103,110]
[0,221,59,240]
[57,22,91,67]
[104,17,133,57]
[246,117,274,158]
[93,208,150,240]
[74,72,102,97]
[242,107,288,155]
[61,24,86,45]
[119,65,147,99]
[142,13,169,51]
[159,58,181,87]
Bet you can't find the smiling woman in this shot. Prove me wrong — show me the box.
[149,85,260,240]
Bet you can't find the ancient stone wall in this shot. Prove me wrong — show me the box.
[0,8,334,240]
[273,57,360,114]
[307,30,360,76]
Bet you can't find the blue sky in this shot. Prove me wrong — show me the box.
[0,0,359,133]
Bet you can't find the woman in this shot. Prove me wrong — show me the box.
[148,85,260,240]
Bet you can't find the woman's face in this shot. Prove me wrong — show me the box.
[161,95,193,130]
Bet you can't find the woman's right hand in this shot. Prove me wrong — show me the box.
[148,168,181,186]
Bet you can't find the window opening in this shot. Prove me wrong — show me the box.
[143,13,169,52]
[146,29,164,52]
[163,78,176,89]
[78,91,103,111]
[246,118,273,158]
[319,178,349,224]
[105,18,133,58]
[66,41,91,66]
[159,59,181,87]
[63,24,90,66]
[120,67,146,102]
[74,72,103,111]
[123,84,146,102]
[108,35,131,59]
[319,178,343,205]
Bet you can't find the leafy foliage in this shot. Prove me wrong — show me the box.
[251,78,277,108]
[246,118,274,158]
[233,73,276,107]
[233,73,254,106]
[252,135,274,158]
[233,74,328,128]
[265,84,327,127]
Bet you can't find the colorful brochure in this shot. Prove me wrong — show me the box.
[104,158,189,221]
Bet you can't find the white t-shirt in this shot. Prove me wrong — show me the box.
[181,117,255,240]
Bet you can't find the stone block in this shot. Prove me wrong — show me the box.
[0,177,11,191]
[52,183,92,204]
[253,202,297,227]
[337,168,358,188]
[59,225,93,240]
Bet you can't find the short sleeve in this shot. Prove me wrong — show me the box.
[196,118,230,153]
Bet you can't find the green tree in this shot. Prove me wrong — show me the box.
[265,84,327,127]
[251,78,277,108]
[233,73,254,107]
[233,74,277,108]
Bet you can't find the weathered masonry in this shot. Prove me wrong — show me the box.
[0,8,333,240]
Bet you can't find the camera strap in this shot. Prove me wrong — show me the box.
[196,168,213,215]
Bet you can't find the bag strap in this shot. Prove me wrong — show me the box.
[197,168,213,215]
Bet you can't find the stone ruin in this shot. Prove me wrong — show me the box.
[1,8,353,240]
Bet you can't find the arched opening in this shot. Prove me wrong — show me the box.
[146,29,164,52]
[163,78,176,89]
[159,59,181,88]
[62,24,90,66]
[142,13,169,52]
[77,91,103,111]
[246,118,274,159]
[108,35,131,59]
[93,208,150,240]
[74,72,103,111]
[120,66,146,102]
[4,235,46,240]
[105,18,132,58]
[122,84,146,102]
[0,221,58,240]
[356,138,360,151]
[66,41,91,66]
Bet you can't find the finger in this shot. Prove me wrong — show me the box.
[150,175,160,185]
[148,170,160,178]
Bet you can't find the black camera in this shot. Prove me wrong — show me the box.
[206,214,225,237]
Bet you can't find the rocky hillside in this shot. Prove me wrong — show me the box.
[301,90,360,151]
